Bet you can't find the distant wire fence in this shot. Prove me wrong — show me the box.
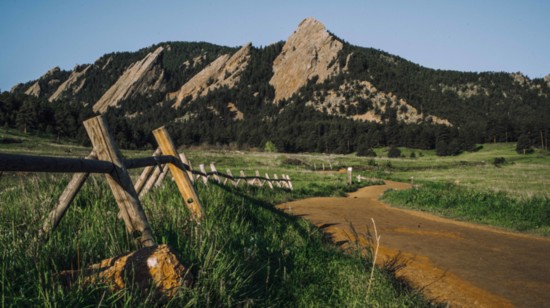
[0,115,293,248]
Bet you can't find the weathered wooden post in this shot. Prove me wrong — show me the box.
[255,170,263,187]
[83,116,155,247]
[134,148,161,195]
[347,167,353,185]
[273,174,282,187]
[179,153,194,184]
[226,169,238,187]
[39,151,97,240]
[139,165,162,198]
[154,164,170,187]
[210,163,221,183]
[152,126,204,220]
[265,173,274,190]
[285,174,294,191]
[199,164,209,185]
[240,170,248,186]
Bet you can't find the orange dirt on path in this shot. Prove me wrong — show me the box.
[277,181,550,307]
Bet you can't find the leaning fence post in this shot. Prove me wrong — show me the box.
[154,164,170,187]
[179,153,194,184]
[134,148,161,195]
[152,126,204,220]
[265,173,274,190]
[226,169,238,187]
[210,163,221,183]
[273,174,282,187]
[84,116,155,247]
[199,164,209,185]
[284,174,294,191]
[255,170,263,187]
[39,151,97,241]
[139,165,162,198]
[240,170,250,186]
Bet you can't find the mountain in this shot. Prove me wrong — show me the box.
[2,18,549,154]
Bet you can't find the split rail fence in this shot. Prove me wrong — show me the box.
[0,115,293,247]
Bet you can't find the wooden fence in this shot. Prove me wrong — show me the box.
[0,115,293,247]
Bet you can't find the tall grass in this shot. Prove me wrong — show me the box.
[0,172,430,306]
[381,182,550,235]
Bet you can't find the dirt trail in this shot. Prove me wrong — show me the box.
[277,181,550,307]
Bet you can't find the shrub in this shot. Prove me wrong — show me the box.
[387,147,401,158]
[493,157,506,167]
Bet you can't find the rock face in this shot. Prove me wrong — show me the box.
[49,65,91,102]
[59,244,192,298]
[93,47,165,113]
[307,80,451,126]
[170,43,252,108]
[545,75,550,88]
[24,82,41,97]
[270,18,343,103]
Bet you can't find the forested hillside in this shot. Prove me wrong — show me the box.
[2,18,549,154]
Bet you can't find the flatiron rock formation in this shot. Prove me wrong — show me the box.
[270,17,343,103]
[93,46,165,113]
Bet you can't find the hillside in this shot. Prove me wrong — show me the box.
[2,18,549,153]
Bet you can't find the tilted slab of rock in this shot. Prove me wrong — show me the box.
[170,43,252,108]
[49,65,91,102]
[59,244,192,298]
[93,46,165,113]
[270,18,343,103]
[24,81,41,97]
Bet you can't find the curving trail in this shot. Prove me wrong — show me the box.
[277,181,550,307]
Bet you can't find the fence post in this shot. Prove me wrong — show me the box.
[255,170,263,187]
[134,148,161,195]
[154,164,170,187]
[265,173,274,189]
[39,151,97,241]
[227,169,238,187]
[240,170,250,186]
[179,153,194,184]
[285,174,294,191]
[199,164,209,185]
[83,116,155,247]
[139,165,162,198]
[347,167,353,185]
[152,126,204,220]
[273,174,282,187]
[210,163,221,183]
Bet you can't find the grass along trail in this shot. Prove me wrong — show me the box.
[278,181,550,307]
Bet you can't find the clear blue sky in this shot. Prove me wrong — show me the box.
[1,0,549,91]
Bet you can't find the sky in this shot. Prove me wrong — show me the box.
[1,0,549,91]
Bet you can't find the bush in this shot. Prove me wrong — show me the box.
[493,157,506,167]
[387,147,401,158]
[356,146,376,157]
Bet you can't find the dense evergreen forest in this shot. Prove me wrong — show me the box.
[2,39,549,155]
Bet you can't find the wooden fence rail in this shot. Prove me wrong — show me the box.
[0,115,293,247]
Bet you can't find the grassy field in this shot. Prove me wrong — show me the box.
[0,131,431,306]
[2,128,549,305]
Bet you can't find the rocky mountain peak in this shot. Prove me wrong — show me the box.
[270,18,343,102]
[170,43,252,108]
[93,46,165,113]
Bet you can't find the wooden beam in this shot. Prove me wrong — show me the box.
[265,173,274,190]
[273,174,282,187]
[199,164,209,185]
[83,116,155,247]
[0,152,113,173]
[134,148,162,195]
[139,165,162,198]
[152,126,204,220]
[154,164,170,188]
[227,169,238,187]
[39,151,97,241]
[179,153,194,184]
[210,163,221,183]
